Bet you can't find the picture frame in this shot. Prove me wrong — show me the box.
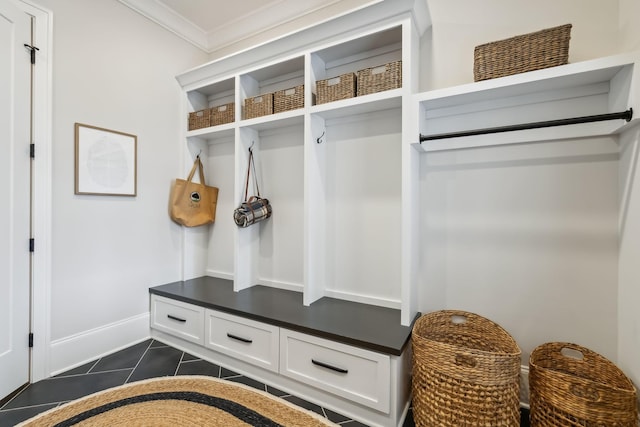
[74,123,137,196]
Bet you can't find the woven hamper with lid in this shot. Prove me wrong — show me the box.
[473,24,572,81]
[529,342,638,426]
[411,310,521,427]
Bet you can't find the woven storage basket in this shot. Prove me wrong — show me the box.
[188,108,212,130]
[356,60,402,96]
[529,342,638,427]
[211,102,235,126]
[474,24,572,81]
[274,85,304,113]
[244,93,273,119]
[316,73,356,104]
[411,310,521,427]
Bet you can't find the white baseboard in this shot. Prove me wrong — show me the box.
[49,312,150,376]
[324,288,401,309]
[257,278,303,293]
[205,269,233,280]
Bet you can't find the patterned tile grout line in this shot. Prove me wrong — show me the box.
[124,339,154,383]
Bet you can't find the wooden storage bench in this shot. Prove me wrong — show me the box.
[149,276,417,427]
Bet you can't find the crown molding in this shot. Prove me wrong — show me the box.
[203,0,380,56]
[118,0,382,55]
[118,0,209,51]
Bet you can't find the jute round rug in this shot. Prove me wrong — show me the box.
[17,375,339,426]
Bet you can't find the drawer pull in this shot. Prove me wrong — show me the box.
[311,359,348,374]
[167,314,186,323]
[227,333,253,344]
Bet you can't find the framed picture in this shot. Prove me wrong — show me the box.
[74,123,137,196]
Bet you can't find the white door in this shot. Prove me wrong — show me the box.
[0,0,32,400]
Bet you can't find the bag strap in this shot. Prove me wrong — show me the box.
[186,156,206,185]
[243,145,261,202]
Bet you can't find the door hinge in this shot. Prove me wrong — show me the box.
[29,238,34,252]
[30,143,35,158]
[23,44,39,65]
[28,333,34,348]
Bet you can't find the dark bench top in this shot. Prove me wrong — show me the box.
[149,276,417,356]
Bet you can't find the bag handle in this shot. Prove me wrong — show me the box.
[186,155,206,186]
[243,143,261,202]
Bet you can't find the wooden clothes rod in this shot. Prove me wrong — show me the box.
[419,108,633,142]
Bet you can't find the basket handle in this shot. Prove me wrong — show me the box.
[454,353,477,368]
[450,313,468,324]
[568,383,601,402]
[560,345,584,360]
[556,343,598,365]
[556,344,603,403]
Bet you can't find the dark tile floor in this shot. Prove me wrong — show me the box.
[0,339,530,426]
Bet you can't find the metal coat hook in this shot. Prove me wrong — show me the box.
[249,140,255,153]
[316,131,325,144]
[24,44,39,64]
[196,149,202,159]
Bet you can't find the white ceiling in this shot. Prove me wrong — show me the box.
[118,0,381,57]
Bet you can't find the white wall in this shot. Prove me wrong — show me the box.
[422,0,622,90]
[419,138,620,365]
[617,1,640,388]
[619,0,640,52]
[417,0,639,389]
[34,0,207,373]
[618,126,640,390]
[36,0,639,381]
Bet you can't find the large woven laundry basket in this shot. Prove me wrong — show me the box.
[529,342,637,426]
[411,310,521,426]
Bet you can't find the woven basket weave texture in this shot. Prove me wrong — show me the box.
[473,24,572,81]
[316,73,356,105]
[529,342,638,427]
[188,108,212,130]
[211,102,235,126]
[357,60,402,96]
[411,310,521,427]
[274,85,304,113]
[244,93,273,119]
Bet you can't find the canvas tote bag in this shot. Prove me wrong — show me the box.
[169,156,219,227]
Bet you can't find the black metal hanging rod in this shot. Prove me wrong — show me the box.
[419,108,633,143]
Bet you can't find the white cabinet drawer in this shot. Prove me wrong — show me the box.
[150,295,205,345]
[279,329,390,413]
[205,309,279,372]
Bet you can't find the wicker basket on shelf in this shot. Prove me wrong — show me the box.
[529,342,638,427]
[188,108,212,130]
[356,60,402,96]
[411,310,521,427]
[211,102,235,126]
[473,24,572,81]
[244,93,273,119]
[316,73,356,104]
[274,85,304,113]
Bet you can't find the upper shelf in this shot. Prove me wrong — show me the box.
[415,51,640,152]
[183,20,406,143]
[186,90,402,143]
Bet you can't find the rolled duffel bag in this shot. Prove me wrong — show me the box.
[411,310,521,427]
[233,196,272,228]
[529,342,637,426]
[234,143,272,228]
